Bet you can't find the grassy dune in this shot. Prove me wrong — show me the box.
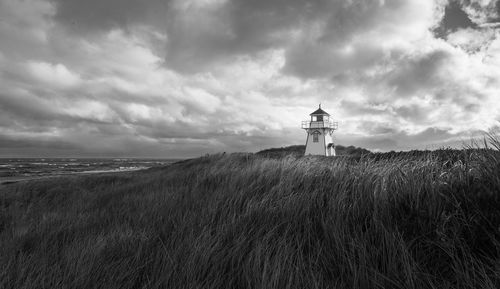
[2,141,500,288]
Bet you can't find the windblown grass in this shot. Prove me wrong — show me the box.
[1,140,500,288]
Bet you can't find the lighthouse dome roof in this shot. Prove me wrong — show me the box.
[310,106,330,116]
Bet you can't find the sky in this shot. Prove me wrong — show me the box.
[0,0,499,158]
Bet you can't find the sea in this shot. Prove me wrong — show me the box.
[0,158,181,184]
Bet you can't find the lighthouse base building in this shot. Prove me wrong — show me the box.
[302,105,338,157]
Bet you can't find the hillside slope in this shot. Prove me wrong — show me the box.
[256,144,370,158]
[1,146,500,288]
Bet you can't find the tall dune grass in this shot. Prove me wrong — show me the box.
[1,141,500,288]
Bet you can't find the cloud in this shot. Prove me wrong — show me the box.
[386,50,452,97]
[164,0,307,71]
[336,126,493,152]
[433,0,477,38]
[284,0,444,79]
[26,61,82,88]
[48,0,168,34]
[458,0,500,25]
[164,0,444,76]
[0,0,499,157]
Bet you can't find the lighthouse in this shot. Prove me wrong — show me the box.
[301,104,338,156]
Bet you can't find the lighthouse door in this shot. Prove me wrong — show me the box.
[327,143,335,156]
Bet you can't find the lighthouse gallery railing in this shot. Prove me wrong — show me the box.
[302,121,338,129]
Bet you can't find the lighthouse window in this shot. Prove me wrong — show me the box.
[312,132,319,142]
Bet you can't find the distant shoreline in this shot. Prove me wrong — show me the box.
[0,158,184,186]
[0,167,150,185]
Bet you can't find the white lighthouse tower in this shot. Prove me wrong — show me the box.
[302,104,338,156]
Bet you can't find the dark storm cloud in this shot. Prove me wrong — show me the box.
[340,100,389,116]
[434,0,477,38]
[352,121,398,135]
[459,0,500,24]
[51,0,395,75]
[0,135,77,150]
[165,0,418,74]
[0,92,59,123]
[387,50,451,96]
[49,0,441,80]
[47,0,428,79]
[49,0,169,33]
[0,86,119,129]
[164,0,325,71]
[281,1,438,79]
[284,42,387,79]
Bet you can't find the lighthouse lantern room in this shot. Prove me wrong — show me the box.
[301,104,338,156]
